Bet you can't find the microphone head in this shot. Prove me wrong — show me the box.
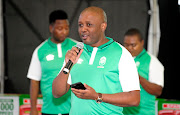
[76,42,84,49]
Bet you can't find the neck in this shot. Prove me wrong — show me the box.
[90,36,109,47]
[51,37,64,44]
[135,48,144,57]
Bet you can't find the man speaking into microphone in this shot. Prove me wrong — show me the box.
[52,6,140,115]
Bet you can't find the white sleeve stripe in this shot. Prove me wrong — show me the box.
[118,45,140,92]
[148,53,164,87]
[27,75,41,81]
[27,41,46,80]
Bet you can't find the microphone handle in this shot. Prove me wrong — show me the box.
[63,60,73,74]
[63,48,81,74]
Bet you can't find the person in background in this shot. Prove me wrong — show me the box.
[123,28,164,115]
[27,10,77,115]
[52,6,140,115]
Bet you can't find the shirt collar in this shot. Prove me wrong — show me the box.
[84,37,114,52]
[135,48,146,59]
[48,37,68,48]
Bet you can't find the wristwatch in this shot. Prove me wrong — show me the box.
[96,93,103,103]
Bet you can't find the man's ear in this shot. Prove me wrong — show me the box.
[141,39,144,46]
[101,22,107,32]
[49,24,53,33]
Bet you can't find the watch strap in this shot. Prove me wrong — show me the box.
[96,93,103,103]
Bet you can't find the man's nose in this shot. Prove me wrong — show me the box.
[81,26,87,32]
[128,45,133,50]
[126,45,133,53]
[62,28,67,34]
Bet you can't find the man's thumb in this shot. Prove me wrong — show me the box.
[84,83,90,89]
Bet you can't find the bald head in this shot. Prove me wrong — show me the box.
[80,6,107,23]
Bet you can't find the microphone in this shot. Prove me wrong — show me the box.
[63,42,84,74]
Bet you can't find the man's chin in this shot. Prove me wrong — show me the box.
[82,39,91,45]
[131,53,136,57]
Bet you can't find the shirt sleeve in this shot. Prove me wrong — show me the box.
[27,48,42,81]
[118,47,140,92]
[149,54,164,87]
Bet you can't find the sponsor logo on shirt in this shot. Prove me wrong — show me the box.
[46,54,54,61]
[97,56,106,68]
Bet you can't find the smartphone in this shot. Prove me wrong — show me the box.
[70,82,86,90]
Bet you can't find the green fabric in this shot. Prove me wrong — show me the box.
[70,37,124,115]
[123,49,155,115]
[38,37,76,114]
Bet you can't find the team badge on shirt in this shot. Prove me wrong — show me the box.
[46,54,54,61]
[97,56,106,68]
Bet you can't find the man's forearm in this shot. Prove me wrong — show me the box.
[139,76,162,96]
[30,80,39,108]
[102,90,140,107]
[71,84,140,107]
[52,68,70,98]
[52,47,83,98]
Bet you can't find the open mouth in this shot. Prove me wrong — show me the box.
[81,34,89,40]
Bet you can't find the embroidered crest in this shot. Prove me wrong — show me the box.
[46,54,54,61]
[97,56,106,68]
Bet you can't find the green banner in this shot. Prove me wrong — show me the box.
[19,94,42,115]
[157,98,180,115]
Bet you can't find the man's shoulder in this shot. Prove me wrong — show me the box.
[33,40,48,52]
[106,41,133,61]
[110,41,123,50]
[66,38,78,44]
[112,41,131,55]
[147,52,159,62]
[148,52,164,67]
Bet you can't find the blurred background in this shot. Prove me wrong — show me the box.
[0,0,180,100]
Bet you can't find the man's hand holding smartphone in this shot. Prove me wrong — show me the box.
[71,82,98,100]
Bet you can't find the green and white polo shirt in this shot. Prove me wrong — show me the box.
[67,37,140,115]
[27,37,77,114]
[123,49,164,115]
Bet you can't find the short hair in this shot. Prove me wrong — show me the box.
[81,6,107,23]
[124,28,143,41]
[49,10,68,24]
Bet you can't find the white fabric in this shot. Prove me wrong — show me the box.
[27,41,46,81]
[89,47,98,65]
[147,0,161,56]
[148,53,164,87]
[57,43,62,58]
[27,47,42,81]
[118,46,140,92]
